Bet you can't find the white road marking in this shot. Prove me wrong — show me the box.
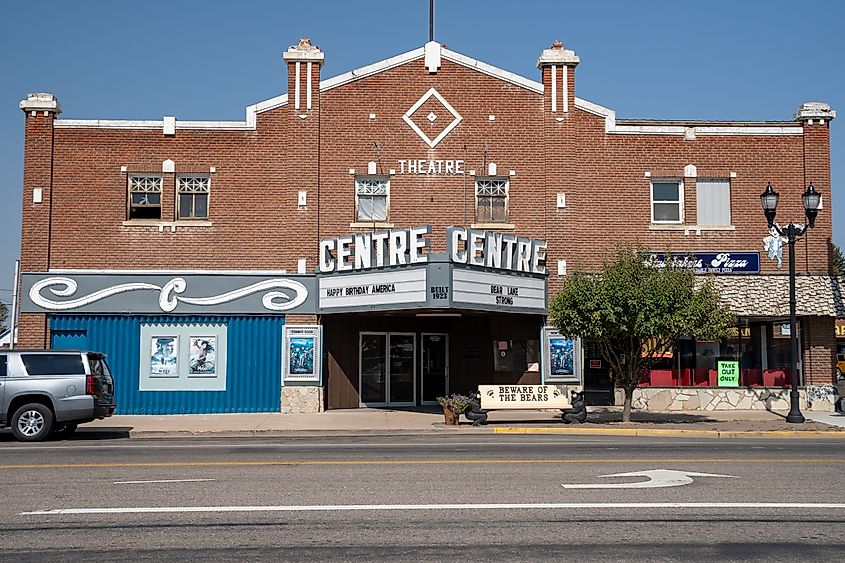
[113,478,216,485]
[563,469,739,489]
[19,502,845,516]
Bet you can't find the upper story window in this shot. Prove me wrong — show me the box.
[177,175,210,220]
[475,178,509,224]
[651,180,683,224]
[355,177,389,222]
[128,175,162,220]
[696,179,731,227]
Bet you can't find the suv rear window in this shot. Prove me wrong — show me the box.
[87,354,111,377]
[0,355,6,376]
[21,354,85,376]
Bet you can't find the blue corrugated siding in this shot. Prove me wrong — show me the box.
[50,315,284,414]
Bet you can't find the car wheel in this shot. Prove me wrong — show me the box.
[52,423,78,437]
[837,368,843,380]
[11,403,54,442]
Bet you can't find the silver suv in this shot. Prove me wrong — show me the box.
[0,350,116,441]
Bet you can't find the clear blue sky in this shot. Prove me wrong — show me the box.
[1,0,842,308]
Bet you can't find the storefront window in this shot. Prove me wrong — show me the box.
[642,319,799,387]
[493,339,539,372]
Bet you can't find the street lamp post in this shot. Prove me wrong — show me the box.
[760,182,822,424]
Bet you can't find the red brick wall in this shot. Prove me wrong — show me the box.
[17,48,834,349]
[803,315,836,385]
[316,58,545,248]
[801,121,833,273]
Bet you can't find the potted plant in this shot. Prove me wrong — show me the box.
[436,394,471,425]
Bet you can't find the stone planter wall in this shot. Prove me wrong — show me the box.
[281,386,325,414]
[613,386,837,412]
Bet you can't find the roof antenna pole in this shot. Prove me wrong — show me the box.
[429,0,434,42]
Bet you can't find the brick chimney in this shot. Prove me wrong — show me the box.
[537,41,579,116]
[19,93,62,347]
[283,38,324,116]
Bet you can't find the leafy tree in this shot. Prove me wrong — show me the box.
[0,301,7,332]
[833,242,845,277]
[548,247,734,422]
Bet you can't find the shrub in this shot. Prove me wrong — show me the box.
[436,393,472,414]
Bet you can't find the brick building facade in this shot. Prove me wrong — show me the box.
[16,39,842,414]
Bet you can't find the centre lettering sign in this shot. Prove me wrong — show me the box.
[319,226,547,275]
[447,227,547,275]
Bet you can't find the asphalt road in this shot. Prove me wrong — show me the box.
[0,432,843,561]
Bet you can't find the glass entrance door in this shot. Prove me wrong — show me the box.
[389,334,415,404]
[360,333,387,404]
[359,332,416,407]
[421,333,448,404]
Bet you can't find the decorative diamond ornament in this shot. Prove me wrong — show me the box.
[402,88,463,148]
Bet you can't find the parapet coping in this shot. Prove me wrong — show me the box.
[51,43,807,137]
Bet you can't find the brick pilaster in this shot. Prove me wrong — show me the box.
[803,315,836,385]
[18,93,61,347]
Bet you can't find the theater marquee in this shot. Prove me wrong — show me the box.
[23,226,549,316]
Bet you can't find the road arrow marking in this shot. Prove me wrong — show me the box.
[562,469,739,489]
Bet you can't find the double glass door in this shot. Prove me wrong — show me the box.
[360,333,415,406]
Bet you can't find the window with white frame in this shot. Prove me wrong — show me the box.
[696,179,731,226]
[355,177,389,222]
[651,180,683,223]
[177,175,210,219]
[128,175,162,220]
[475,178,509,224]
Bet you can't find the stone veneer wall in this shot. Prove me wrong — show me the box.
[614,386,837,412]
[281,386,325,414]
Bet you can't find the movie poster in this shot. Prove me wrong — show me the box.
[288,337,315,376]
[282,326,322,383]
[549,337,575,376]
[189,337,217,376]
[150,336,178,376]
[541,328,582,385]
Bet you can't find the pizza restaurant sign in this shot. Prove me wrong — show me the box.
[643,252,760,274]
[319,226,547,275]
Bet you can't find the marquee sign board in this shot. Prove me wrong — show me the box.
[22,228,550,316]
[451,268,546,313]
[318,268,428,310]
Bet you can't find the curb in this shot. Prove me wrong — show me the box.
[68,426,845,440]
[493,427,845,438]
[75,427,481,439]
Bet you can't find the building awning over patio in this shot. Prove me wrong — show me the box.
[701,275,845,317]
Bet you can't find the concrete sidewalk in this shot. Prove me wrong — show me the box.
[81,407,845,438]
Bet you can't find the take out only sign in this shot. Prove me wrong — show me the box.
[479,385,573,409]
[717,360,740,387]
